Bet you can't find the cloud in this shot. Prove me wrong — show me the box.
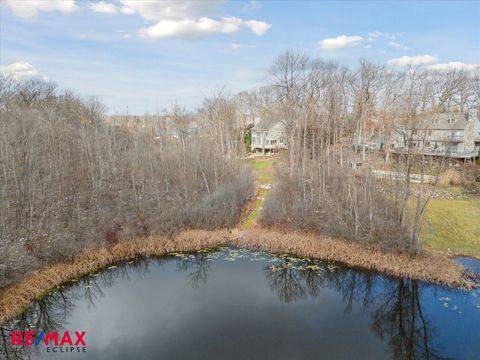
[244,20,271,36]
[231,43,256,49]
[368,31,382,38]
[0,61,48,80]
[120,0,223,22]
[140,17,271,39]
[121,0,271,39]
[88,1,118,14]
[140,17,240,39]
[387,41,410,51]
[388,56,479,72]
[3,0,77,19]
[427,62,480,72]
[388,55,437,66]
[319,35,363,49]
[120,6,135,15]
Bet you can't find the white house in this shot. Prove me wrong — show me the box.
[251,119,287,153]
[390,111,480,160]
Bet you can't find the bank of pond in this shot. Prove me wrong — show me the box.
[1,247,479,359]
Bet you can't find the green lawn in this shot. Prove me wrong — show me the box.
[247,158,277,183]
[421,197,480,258]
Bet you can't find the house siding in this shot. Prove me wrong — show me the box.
[251,122,287,153]
[390,111,479,159]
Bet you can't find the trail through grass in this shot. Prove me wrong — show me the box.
[242,157,278,229]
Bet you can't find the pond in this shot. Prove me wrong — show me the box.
[1,247,479,359]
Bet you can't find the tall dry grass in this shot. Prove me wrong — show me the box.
[0,228,474,325]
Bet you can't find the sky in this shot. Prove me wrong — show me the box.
[1,0,479,114]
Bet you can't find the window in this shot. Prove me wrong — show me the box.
[433,119,438,124]
[270,140,277,145]
[279,138,284,144]
[425,141,430,147]
[447,118,454,124]
[390,144,395,149]
[428,130,432,136]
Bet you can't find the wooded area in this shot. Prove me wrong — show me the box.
[259,51,480,250]
[0,77,253,287]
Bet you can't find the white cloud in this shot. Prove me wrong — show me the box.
[319,35,363,49]
[121,0,271,39]
[88,1,118,14]
[363,44,372,49]
[120,0,223,22]
[387,41,410,51]
[120,6,135,15]
[3,0,77,19]
[388,55,437,66]
[244,20,271,36]
[140,17,242,39]
[140,17,271,39]
[368,31,382,38]
[231,43,256,49]
[0,61,47,81]
[427,62,480,72]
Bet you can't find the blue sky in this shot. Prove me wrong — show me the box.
[1,0,479,114]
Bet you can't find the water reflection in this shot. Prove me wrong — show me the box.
[264,258,445,359]
[1,248,478,360]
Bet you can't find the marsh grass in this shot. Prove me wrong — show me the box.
[0,228,474,325]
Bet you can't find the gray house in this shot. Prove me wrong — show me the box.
[251,119,287,153]
[390,111,480,160]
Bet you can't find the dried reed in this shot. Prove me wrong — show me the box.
[0,228,474,325]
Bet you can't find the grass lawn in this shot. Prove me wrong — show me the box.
[421,197,480,258]
[247,158,278,183]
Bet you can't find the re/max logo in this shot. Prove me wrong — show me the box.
[11,331,86,347]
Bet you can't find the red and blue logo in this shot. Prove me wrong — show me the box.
[11,331,87,353]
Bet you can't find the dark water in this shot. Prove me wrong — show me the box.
[1,248,479,360]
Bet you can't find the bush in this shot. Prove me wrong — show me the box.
[261,160,411,250]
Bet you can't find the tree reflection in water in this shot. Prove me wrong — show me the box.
[266,261,445,360]
[0,259,163,360]
[264,258,326,302]
[175,254,212,288]
[0,249,450,360]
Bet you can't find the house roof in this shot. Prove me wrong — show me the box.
[252,118,283,131]
[418,112,469,130]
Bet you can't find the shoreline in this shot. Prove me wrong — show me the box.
[0,228,476,325]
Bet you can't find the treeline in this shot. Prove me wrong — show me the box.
[0,77,253,287]
[259,51,480,251]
